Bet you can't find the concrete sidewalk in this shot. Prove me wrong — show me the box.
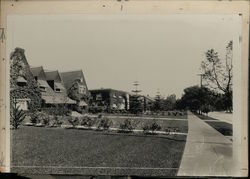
[177,112,233,176]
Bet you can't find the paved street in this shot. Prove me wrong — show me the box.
[177,112,233,176]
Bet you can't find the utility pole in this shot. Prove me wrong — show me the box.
[197,73,204,87]
[132,81,142,96]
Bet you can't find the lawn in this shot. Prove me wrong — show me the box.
[108,117,188,133]
[104,112,188,119]
[194,114,218,121]
[11,126,187,176]
[195,114,232,136]
[205,121,232,136]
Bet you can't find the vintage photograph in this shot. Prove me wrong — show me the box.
[6,14,240,176]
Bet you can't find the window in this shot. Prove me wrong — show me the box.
[79,85,86,94]
[16,76,27,87]
[39,86,46,92]
[96,94,102,100]
[55,88,61,93]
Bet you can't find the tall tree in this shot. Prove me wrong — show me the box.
[201,41,233,112]
[179,86,214,114]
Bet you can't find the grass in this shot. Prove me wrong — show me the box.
[11,126,187,176]
[105,117,188,133]
[194,114,218,121]
[104,112,187,119]
[205,121,232,136]
[195,114,232,136]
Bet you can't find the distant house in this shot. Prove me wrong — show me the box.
[10,48,42,111]
[143,95,155,112]
[30,67,76,107]
[60,70,90,112]
[89,88,130,111]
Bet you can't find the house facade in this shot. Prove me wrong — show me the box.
[60,70,90,112]
[10,48,42,111]
[30,67,76,107]
[89,89,130,111]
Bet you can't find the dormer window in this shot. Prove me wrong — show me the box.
[54,82,64,93]
[79,85,86,94]
[55,88,61,93]
[16,76,27,87]
[96,94,102,100]
[39,86,46,92]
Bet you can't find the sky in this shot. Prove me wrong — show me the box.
[7,14,240,98]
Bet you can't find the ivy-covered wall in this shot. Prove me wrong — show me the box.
[10,47,42,110]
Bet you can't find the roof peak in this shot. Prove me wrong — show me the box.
[60,69,83,74]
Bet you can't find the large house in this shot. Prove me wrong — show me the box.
[30,67,76,107]
[60,70,90,112]
[89,88,130,111]
[10,48,42,111]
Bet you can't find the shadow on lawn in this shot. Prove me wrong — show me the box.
[194,113,232,136]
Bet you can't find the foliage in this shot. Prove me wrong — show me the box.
[68,80,89,103]
[38,112,50,125]
[129,95,143,114]
[177,86,214,114]
[97,117,113,130]
[10,48,42,111]
[29,110,40,124]
[200,104,211,115]
[10,103,26,129]
[119,118,134,133]
[143,120,161,134]
[201,41,233,112]
[89,105,105,114]
[68,117,79,127]
[51,116,63,127]
[80,116,95,127]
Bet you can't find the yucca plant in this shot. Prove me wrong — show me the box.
[10,103,26,129]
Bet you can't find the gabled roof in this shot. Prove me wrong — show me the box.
[60,70,88,91]
[45,70,62,82]
[30,66,46,80]
[89,88,131,96]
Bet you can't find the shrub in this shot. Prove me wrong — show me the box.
[30,111,40,124]
[165,127,180,134]
[51,115,63,127]
[68,117,79,128]
[10,105,26,129]
[143,120,161,134]
[201,105,211,115]
[97,117,112,130]
[119,118,134,133]
[39,112,50,126]
[80,116,95,127]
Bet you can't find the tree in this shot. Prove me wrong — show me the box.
[201,41,233,112]
[179,86,214,114]
[163,94,176,111]
[10,101,26,129]
[129,95,143,114]
[152,93,165,112]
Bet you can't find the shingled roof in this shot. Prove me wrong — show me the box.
[30,67,75,104]
[30,66,46,80]
[60,70,89,95]
[45,70,62,82]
